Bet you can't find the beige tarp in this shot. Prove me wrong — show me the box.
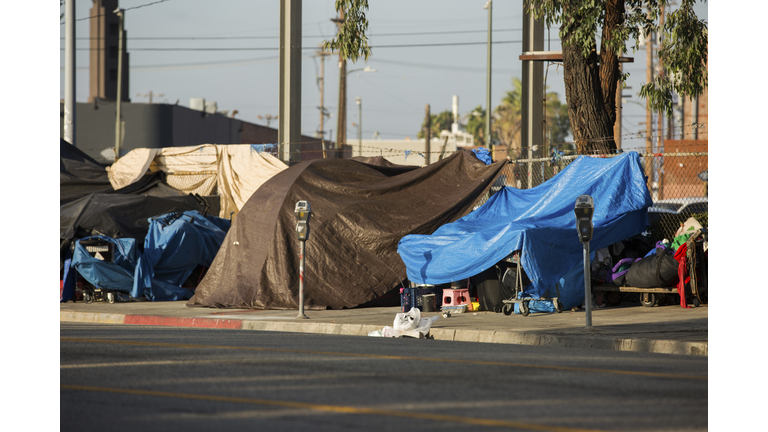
[106,144,287,219]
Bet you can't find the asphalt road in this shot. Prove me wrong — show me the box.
[61,323,708,432]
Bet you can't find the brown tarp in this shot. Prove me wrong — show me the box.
[187,150,506,310]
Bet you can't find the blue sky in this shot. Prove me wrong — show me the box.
[58,0,707,152]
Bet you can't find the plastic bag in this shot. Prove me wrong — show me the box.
[368,309,440,338]
[393,308,422,331]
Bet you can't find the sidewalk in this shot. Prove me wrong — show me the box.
[60,300,708,356]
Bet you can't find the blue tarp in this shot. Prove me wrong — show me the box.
[71,236,140,293]
[70,211,230,301]
[397,152,652,308]
[133,210,230,301]
[471,147,493,165]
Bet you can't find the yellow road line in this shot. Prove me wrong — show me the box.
[60,337,706,381]
[60,384,610,432]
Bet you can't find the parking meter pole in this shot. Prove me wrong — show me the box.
[294,200,311,319]
[297,240,308,319]
[583,241,592,328]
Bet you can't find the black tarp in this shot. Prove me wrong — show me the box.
[60,140,219,271]
[60,193,220,270]
[60,139,183,204]
[187,149,506,310]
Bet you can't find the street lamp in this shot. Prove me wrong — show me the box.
[338,65,377,151]
[348,65,378,76]
[355,96,362,157]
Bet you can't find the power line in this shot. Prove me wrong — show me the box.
[60,0,172,24]
[61,40,522,52]
[60,28,523,41]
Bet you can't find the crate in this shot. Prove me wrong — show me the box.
[400,286,443,312]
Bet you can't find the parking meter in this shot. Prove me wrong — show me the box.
[574,195,594,244]
[294,201,311,319]
[574,194,594,329]
[295,201,311,241]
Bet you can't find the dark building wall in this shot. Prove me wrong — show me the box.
[61,101,341,164]
[172,107,241,147]
[61,101,242,163]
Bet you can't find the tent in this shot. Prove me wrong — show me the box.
[69,210,230,302]
[106,144,288,219]
[60,139,182,204]
[60,139,220,273]
[187,150,506,310]
[397,152,653,309]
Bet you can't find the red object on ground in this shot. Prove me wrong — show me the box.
[674,243,689,308]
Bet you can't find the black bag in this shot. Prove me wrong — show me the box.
[625,247,679,288]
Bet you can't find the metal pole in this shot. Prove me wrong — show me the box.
[485,0,492,158]
[319,51,325,138]
[335,9,346,151]
[424,104,431,165]
[357,97,362,156]
[278,0,303,165]
[583,242,592,328]
[522,7,543,188]
[114,8,124,161]
[64,0,76,146]
[297,240,308,319]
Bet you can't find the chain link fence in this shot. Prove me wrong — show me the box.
[474,143,708,242]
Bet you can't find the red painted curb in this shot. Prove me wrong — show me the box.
[124,315,243,329]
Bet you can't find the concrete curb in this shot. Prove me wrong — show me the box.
[60,311,707,357]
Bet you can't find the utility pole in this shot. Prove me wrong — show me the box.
[484,0,493,159]
[521,5,543,188]
[657,5,665,151]
[279,0,303,165]
[645,8,653,178]
[64,0,76,146]
[332,10,346,152]
[317,50,331,139]
[114,7,124,161]
[424,104,431,166]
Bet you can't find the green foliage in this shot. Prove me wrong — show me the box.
[640,0,708,116]
[322,0,373,64]
[493,78,571,158]
[525,0,707,121]
[465,105,489,147]
[417,111,454,139]
[545,88,571,145]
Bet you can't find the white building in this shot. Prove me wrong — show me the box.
[356,137,458,167]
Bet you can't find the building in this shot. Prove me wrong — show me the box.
[356,138,458,167]
[88,0,129,103]
[60,100,330,165]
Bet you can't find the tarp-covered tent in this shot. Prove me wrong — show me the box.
[60,193,220,300]
[70,210,230,302]
[60,139,182,204]
[397,152,653,309]
[106,144,288,219]
[187,150,506,310]
[61,193,219,246]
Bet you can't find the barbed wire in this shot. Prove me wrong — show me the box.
[76,121,707,163]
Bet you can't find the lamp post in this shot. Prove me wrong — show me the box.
[355,96,362,157]
[114,7,125,161]
[338,66,376,151]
